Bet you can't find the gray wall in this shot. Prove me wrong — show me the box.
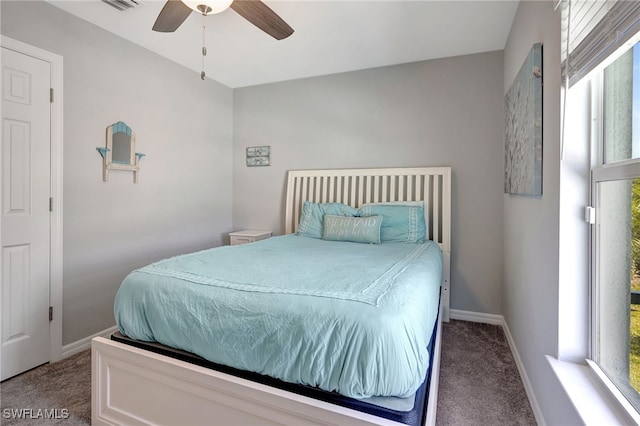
[503,1,581,424]
[1,1,234,345]
[233,52,505,315]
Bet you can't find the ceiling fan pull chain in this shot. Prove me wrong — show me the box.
[201,13,207,80]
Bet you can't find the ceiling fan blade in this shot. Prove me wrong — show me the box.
[153,0,193,32]
[230,0,294,40]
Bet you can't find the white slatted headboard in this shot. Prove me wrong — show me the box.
[285,166,452,320]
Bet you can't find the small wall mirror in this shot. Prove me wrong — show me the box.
[111,130,132,164]
[97,121,145,183]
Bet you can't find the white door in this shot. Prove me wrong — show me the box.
[1,47,52,380]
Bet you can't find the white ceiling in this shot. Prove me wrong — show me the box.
[44,0,519,88]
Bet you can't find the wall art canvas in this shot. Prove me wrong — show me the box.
[504,42,543,195]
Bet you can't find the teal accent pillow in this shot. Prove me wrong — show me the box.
[357,202,427,243]
[296,202,358,239]
[322,215,383,244]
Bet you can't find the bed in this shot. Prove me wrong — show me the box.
[91,166,452,426]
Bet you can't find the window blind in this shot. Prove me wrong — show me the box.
[561,0,640,87]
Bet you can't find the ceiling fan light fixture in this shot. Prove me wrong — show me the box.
[181,0,233,15]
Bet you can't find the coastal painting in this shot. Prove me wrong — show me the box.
[505,43,543,196]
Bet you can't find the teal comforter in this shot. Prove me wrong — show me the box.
[114,235,442,399]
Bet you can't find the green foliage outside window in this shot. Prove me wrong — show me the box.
[632,180,640,276]
[631,180,640,391]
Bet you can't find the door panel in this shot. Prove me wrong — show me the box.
[1,47,51,380]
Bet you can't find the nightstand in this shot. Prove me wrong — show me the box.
[229,230,272,246]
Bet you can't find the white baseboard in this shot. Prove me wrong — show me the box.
[61,325,118,359]
[449,308,503,325]
[449,309,544,425]
[501,319,545,425]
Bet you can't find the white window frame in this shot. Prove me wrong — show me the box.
[589,62,640,424]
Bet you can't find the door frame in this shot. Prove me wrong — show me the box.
[1,35,64,364]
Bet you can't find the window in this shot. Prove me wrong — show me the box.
[592,41,640,413]
[560,0,640,419]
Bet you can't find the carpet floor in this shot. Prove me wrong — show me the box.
[0,320,536,425]
[436,320,536,425]
[0,349,90,425]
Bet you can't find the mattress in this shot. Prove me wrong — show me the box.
[111,317,439,426]
[115,234,442,400]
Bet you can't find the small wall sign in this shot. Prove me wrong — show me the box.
[246,146,270,167]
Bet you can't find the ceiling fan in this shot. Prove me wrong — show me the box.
[152,0,294,40]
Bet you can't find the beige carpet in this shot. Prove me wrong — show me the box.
[0,350,90,425]
[0,320,535,425]
[436,320,536,425]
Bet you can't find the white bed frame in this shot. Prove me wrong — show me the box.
[92,166,452,426]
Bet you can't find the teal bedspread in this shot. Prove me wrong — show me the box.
[114,235,442,399]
